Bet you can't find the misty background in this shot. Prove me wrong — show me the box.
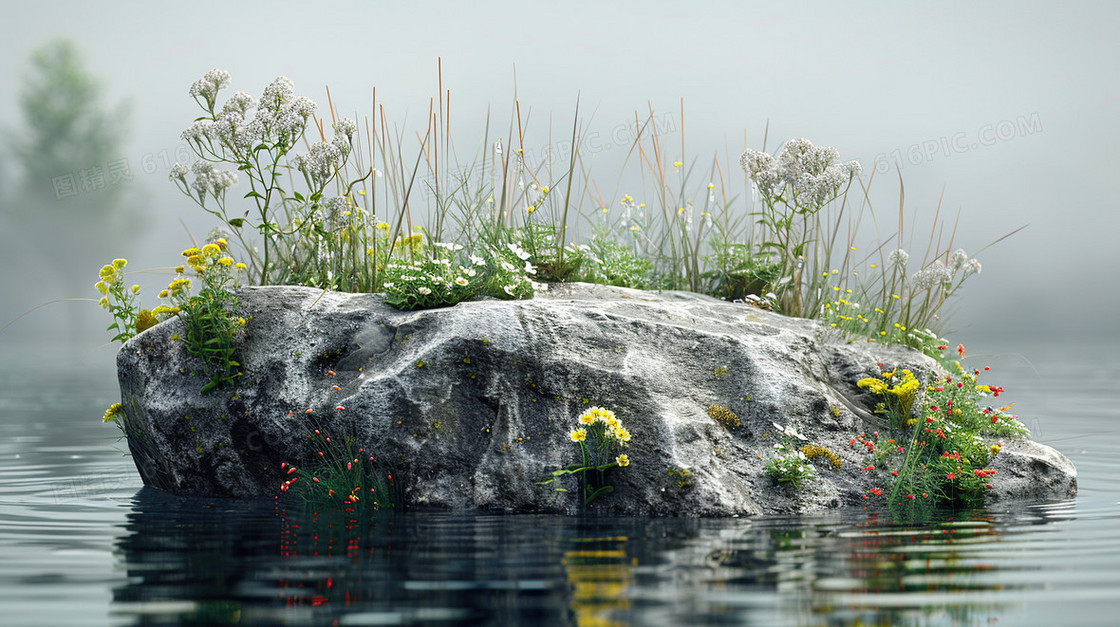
[2,0,1117,374]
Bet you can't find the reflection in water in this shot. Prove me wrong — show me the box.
[564,535,632,627]
[108,488,1079,626]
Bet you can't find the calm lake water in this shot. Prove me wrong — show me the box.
[1,337,1118,626]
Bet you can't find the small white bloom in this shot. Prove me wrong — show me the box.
[455,277,469,286]
[418,286,432,295]
[949,248,969,273]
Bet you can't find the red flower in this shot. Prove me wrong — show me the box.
[947,472,956,480]
[907,494,915,499]
[957,344,965,357]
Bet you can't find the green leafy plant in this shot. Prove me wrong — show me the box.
[169,69,370,287]
[854,345,1029,507]
[161,240,247,393]
[702,235,780,301]
[539,406,632,505]
[94,258,140,344]
[279,422,399,512]
[764,439,816,490]
[856,368,921,429]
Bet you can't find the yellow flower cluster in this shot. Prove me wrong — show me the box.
[857,369,920,424]
[707,405,741,429]
[800,445,841,469]
[577,406,632,443]
[102,402,123,423]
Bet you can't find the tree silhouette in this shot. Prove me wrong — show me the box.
[1,37,146,340]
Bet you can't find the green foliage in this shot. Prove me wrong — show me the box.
[666,466,693,489]
[157,68,1012,353]
[162,241,246,394]
[6,39,145,338]
[764,440,816,489]
[856,348,1029,507]
[6,38,131,209]
[94,258,140,343]
[577,231,652,289]
[539,406,632,505]
[169,70,369,287]
[280,425,399,512]
[856,369,921,429]
[702,235,780,301]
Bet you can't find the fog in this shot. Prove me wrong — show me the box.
[2,0,1118,369]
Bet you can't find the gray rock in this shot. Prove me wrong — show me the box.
[115,283,1076,515]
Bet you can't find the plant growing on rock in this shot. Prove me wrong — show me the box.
[539,406,632,505]
[739,138,862,317]
[856,368,922,428]
[279,418,398,512]
[854,346,1029,508]
[169,69,369,286]
[94,258,141,344]
[765,440,816,489]
[161,239,247,393]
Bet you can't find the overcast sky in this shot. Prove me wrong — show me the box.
[2,0,1117,362]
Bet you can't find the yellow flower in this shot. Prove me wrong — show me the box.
[135,309,157,333]
[175,265,185,274]
[112,258,127,270]
[235,263,247,272]
[158,290,169,299]
[187,255,206,272]
[214,238,228,249]
[201,243,221,257]
[97,297,109,309]
[613,427,631,443]
[102,402,123,423]
[615,454,630,467]
[857,377,888,395]
[541,185,550,193]
[181,247,200,258]
[376,222,390,231]
[236,317,247,326]
[673,161,682,168]
[130,284,140,295]
[99,265,116,282]
[570,428,587,442]
[94,281,109,295]
[606,416,620,430]
[216,257,234,267]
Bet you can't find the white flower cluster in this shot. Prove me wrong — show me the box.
[910,248,982,290]
[911,260,952,290]
[189,68,231,107]
[739,138,861,210]
[180,71,319,154]
[186,160,237,202]
[888,248,910,268]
